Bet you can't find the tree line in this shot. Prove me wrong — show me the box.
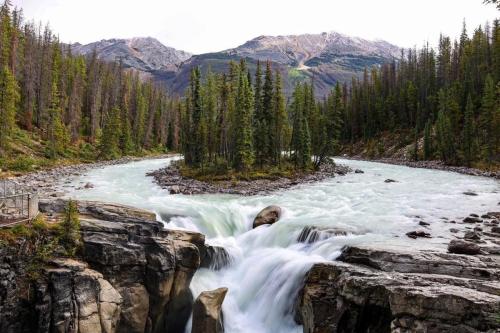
[0,1,177,161]
[342,21,500,167]
[180,60,344,172]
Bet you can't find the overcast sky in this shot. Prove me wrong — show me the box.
[12,0,499,54]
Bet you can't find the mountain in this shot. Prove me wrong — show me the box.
[74,32,400,96]
[72,37,192,72]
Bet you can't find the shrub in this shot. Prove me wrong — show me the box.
[59,200,81,256]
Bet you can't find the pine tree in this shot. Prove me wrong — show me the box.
[262,61,274,162]
[100,106,122,159]
[253,61,265,166]
[0,65,18,150]
[272,69,287,165]
[233,61,254,171]
[436,109,455,164]
[479,75,496,164]
[59,200,81,256]
[461,94,475,166]
[423,120,433,160]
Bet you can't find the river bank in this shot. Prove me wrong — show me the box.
[6,154,176,198]
[342,155,500,179]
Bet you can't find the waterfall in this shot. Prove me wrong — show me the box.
[65,156,500,333]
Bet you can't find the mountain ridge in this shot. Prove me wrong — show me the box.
[72,31,400,96]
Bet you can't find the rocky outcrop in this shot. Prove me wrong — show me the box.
[253,205,282,228]
[191,288,228,333]
[295,245,500,333]
[297,226,354,243]
[200,245,232,270]
[0,199,206,333]
[36,259,122,333]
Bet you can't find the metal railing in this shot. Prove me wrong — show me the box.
[0,179,39,227]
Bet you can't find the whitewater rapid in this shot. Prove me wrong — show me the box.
[64,157,499,333]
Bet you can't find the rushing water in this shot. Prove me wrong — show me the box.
[64,157,499,333]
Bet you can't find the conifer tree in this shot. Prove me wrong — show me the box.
[0,65,18,150]
[462,94,475,166]
[233,61,254,171]
[100,106,122,159]
[423,120,433,160]
[262,61,274,161]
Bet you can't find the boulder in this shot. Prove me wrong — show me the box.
[384,179,398,183]
[169,185,181,194]
[354,169,364,174]
[297,226,352,244]
[191,288,228,333]
[448,239,481,255]
[463,216,483,223]
[252,205,282,228]
[296,245,500,333]
[464,231,481,241]
[200,245,232,270]
[405,230,431,239]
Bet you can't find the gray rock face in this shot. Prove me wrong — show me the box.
[36,259,122,333]
[253,205,282,228]
[296,245,500,333]
[72,37,191,72]
[226,32,399,67]
[191,288,228,333]
[2,200,206,333]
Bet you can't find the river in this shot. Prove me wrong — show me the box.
[63,157,499,333]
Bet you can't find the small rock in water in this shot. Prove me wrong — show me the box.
[406,230,431,239]
[448,239,481,255]
[354,169,364,174]
[449,228,459,233]
[491,226,500,234]
[470,213,479,218]
[418,221,430,226]
[464,231,481,241]
[463,216,483,223]
[385,179,397,183]
[253,205,282,228]
[169,185,181,194]
[84,182,94,189]
[463,191,478,196]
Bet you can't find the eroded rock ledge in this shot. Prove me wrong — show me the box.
[1,199,208,333]
[295,245,500,333]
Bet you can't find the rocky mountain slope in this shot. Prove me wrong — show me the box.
[72,37,192,72]
[73,32,400,96]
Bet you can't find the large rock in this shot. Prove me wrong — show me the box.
[448,239,482,255]
[35,259,123,333]
[296,245,500,333]
[252,205,282,228]
[191,288,228,333]
[77,201,203,333]
[200,245,232,270]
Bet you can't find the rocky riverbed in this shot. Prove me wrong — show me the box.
[1,198,499,333]
[4,155,174,198]
[344,155,500,179]
[146,160,352,196]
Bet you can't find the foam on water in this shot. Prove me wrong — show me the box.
[64,157,499,333]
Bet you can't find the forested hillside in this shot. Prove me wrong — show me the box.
[342,21,500,167]
[0,1,178,173]
[0,0,498,176]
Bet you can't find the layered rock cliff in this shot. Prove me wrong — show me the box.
[295,245,500,333]
[0,199,206,333]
